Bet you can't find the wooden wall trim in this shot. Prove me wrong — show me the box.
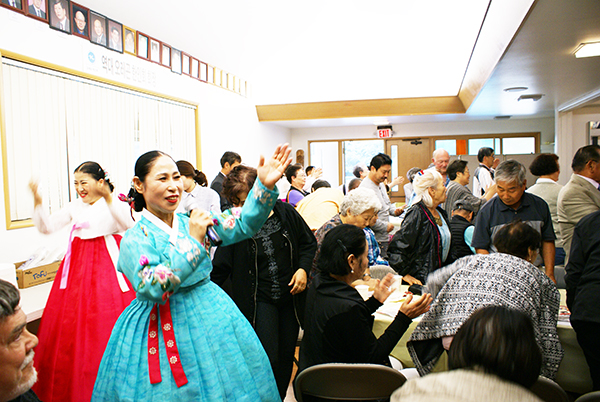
[256,96,466,121]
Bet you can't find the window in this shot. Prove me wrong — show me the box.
[309,139,384,186]
[435,135,536,156]
[1,57,198,228]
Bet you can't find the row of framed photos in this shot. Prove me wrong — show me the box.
[1,0,216,81]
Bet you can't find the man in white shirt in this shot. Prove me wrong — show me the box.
[359,153,403,257]
[472,147,498,196]
[432,149,450,186]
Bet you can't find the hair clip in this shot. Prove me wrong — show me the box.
[417,169,425,176]
[118,193,135,209]
[337,239,348,253]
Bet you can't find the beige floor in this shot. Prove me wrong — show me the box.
[283,347,299,401]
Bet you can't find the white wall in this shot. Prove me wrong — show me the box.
[0,8,290,263]
[556,107,600,185]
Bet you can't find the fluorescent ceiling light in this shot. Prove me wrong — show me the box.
[575,42,600,58]
[504,86,528,92]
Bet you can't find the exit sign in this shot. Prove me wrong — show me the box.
[377,128,392,138]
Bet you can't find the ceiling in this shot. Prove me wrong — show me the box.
[82,0,600,128]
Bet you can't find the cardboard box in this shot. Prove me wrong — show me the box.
[15,261,61,289]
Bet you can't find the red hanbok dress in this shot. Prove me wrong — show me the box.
[31,197,135,402]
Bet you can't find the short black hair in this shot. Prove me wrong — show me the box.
[311,180,330,191]
[529,153,559,176]
[0,279,20,322]
[285,164,303,184]
[353,165,364,178]
[306,166,315,175]
[220,151,241,168]
[571,145,600,173]
[369,153,392,171]
[493,221,541,260]
[447,160,468,181]
[477,147,494,163]
[449,305,542,388]
[317,224,366,276]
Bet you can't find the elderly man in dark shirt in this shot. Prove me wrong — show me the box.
[472,159,556,283]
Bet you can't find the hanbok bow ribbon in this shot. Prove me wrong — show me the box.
[60,221,90,289]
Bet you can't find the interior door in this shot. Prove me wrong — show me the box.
[386,138,432,203]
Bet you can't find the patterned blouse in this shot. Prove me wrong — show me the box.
[408,253,563,379]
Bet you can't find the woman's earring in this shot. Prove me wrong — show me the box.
[350,270,354,274]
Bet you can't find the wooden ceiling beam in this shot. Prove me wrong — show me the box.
[256,96,466,122]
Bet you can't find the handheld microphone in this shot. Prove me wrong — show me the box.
[186,209,223,246]
[206,226,223,247]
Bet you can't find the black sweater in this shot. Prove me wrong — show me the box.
[211,200,317,327]
[298,272,412,372]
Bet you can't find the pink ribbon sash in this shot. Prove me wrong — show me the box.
[60,221,90,289]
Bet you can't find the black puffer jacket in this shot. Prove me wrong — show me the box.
[387,201,450,283]
[211,200,317,327]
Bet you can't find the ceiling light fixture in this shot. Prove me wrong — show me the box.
[494,115,512,119]
[518,94,544,101]
[574,41,600,58]
[504,87,528,93]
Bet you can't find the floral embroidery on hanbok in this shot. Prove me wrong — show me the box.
[137,255,181,295]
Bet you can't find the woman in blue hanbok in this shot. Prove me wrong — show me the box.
[92,145,290,401]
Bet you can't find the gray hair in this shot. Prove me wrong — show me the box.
[340,187,381,216]
[0,279,20,321]
[412,169,443,208]
[495,160,526,186]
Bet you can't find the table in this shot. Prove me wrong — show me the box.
[372,287,593,393]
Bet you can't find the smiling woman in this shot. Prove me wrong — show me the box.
[92,144,291,401]
[28,161,136,402]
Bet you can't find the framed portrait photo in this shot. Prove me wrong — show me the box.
[48,0,71,33]
[199,62,208,82]
[89,11,107,47]
[191,58,199,79]
[207,65,214,84]
[107,19,123,53]
[25,0,48,22]
[161,43,171,67]
[70,2,88,39]
[123,26,136,55]
[149,38,161,63]
[137,32,148,59]
[1,0,24,14]
[181,53,190,76]
[171,48,182,74]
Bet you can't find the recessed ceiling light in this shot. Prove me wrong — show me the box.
[575,42,600,58]
[504,87,528,93]
[518,94,544,101]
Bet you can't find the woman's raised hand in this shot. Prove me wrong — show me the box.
[29,179,43,208]
[256,144,292,190]
[99,180,113,204]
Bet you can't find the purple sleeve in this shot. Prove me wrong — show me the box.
[288,189,305,207]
